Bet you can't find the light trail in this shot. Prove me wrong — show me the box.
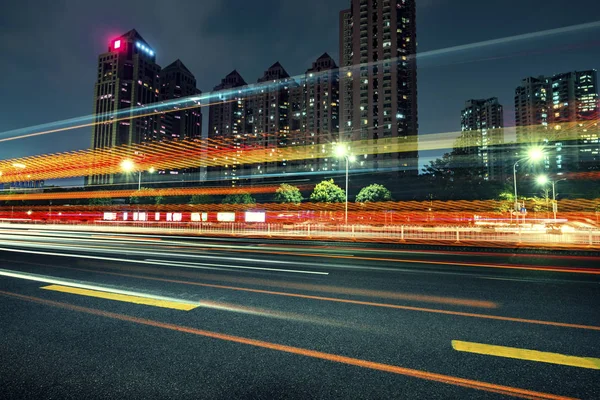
[0,119,595,184]
[5,255,599,333]
[41,284,199,311]
[1,20,598,144]
[0,21,600,161]
[0,268,201,308]
[0,269,364,328]
[0,246,329,275]
[26,263,600,332]
[0,289,581,399]
[0,185,286,201]
[0,99,233,144]
[416,20,600,59]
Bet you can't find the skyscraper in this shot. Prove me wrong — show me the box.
[515,70,598,172]
[304,53,340,172]
[245,62,293,178]
[339,8,354,143]
[159,59,202,141]
[459,98,505,181]
[550,71,598,170]
[207,70,248,184]
[89,29,161,186]
[339,0,418,174]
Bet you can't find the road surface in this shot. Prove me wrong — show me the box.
[0,227,598,399]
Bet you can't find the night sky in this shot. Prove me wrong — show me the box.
[1,0,599,171]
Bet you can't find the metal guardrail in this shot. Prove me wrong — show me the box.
[3,221,597,247]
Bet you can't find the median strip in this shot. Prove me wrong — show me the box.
[41,284,198,311]
[452,340,600,370]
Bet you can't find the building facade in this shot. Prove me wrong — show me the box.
[89,29,161,186]
[339,8,354,144]
[459,98,505,181]
[515,70,599,173]
[304,53,340,173]
[550,71,598,171]
[339,0,418,174]
[159,59,202,141]
[207,70,248,184]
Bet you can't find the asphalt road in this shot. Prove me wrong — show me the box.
[0,227,598,399]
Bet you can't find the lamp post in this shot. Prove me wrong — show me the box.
[121,160,155,190]
[536,175,566,220]
[335,144,356,225]
[513,148,544,225]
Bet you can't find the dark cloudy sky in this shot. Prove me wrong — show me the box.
[1,0,599,167]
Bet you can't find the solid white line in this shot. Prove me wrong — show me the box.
[145,259,328,275]
[0,246,230,272]
[0,246,328,276]
[0,268,200,306]
[0,233,330,268]
[0,268,343,321]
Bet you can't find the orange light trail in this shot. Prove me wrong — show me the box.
[0,289,579,399]
[9,259,600,329]
[0,99,234,145]
[0,120,597,184]
[0,196,598,214]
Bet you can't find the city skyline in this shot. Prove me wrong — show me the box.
[1,0,599,169]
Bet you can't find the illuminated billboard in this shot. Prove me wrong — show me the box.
[245,212,266,223]
[217,212,236,222]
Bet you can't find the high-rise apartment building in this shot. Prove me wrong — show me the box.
[304,53,340,172]
[159,59,202,141]
[207,70,248,184]
[289,76,308,172]
[459,98,505,181]
[514,76,550,142]
[339,8,354,143]
[515,70,598,172]
[208,70,247,138]
[339,0,418,174]
[89,29,161,185]
[245,62,293,177]
[551,71,598,170]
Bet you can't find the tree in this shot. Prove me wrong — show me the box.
[129,187,154,205]
[310,179,345,203]
[190,194,214,205]
[274,183,303,204]
[530,197,547,213]
[88,197,112,206]
[495,190,515,213]
[355,184,392,203]
[2,191,25,206]
[222,192,255,204]
[421,146,488,200]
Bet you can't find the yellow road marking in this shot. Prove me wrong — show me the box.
[41,284,198,311]
[452,340,600,370]
[0,289,578,400]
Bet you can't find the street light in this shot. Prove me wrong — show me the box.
[335,144,356,225]
[120,159,141,190]
[536,175,566,220]
[513,147,544,222]
[121,160,154,190]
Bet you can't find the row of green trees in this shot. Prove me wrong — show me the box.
[84,181,394,206]
[271,180,391,204]
[421,147,600,201]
